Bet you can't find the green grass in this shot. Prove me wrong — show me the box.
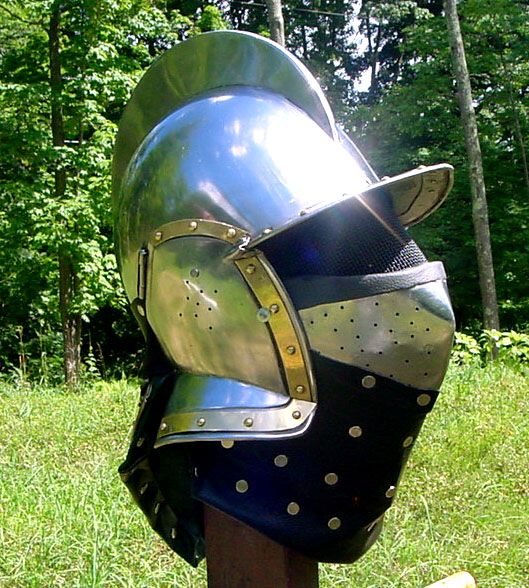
[1,364,528,587]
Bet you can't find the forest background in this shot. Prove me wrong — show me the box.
[1,0,528,385]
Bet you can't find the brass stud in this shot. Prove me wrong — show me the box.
[348,426,363,438]
[361,375,376,389]
[196,417,206,427]
[270,303,280,314]
[226,227,237,239]
[328,517,341,530]
[245,264,256,274]
[221,440,235,449]
[403,436,414,448]
[324,473,339,486]
[189,221,198,231]
[136,437,145,447]
[243,417,254,428]
[292,411,301,420]
[385,485,396,498]
[154,231,163,241]
[236,480,249,493]
[417,393,431,407]
[159,422,168,431]
[257,307,271,322]
[171,527,177,539]
[295,385,305,394]
[274,454,288,468]
[190,268,200,278]
[137,304,145,317]
[139,482,149,495]
[154,502,161,515]
[287,502,300,515]
[286,345,296,355]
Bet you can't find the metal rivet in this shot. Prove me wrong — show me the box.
[362,375,376,388]
[299,209,307,216]
[263,227,273,235]
[243,417,254,427]
[295,385,305,394]
[348,426,363,438]
[328,517,341,530]
[154,231,162,241]
[292,411,301,420]
[226,227,237,239]
[196,417,206,427]
[274,454,288,467]
[136,437,145,447]
[381,175,390,181]
[154,502,161,515]
[236,480,248,493]
[286,345,296,355]
[245,264,256,274]
[221,440,234,449]
[324,473,339,486]
[257,307,271,322]
[189,221,198,231]
[137,304,145,317]
[139,482,148,495]
[417,393,431,407]
[270,303,280,314]
[171,527,177,539]
[385,485,396,498]
[190,268,200,278]
[287,502,300,515]
[159,422,168,431]
[403,436,414,448]
[194,467,199,477]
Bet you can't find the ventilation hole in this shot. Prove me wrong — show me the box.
[209,326,213,331]
[365,363,370,367]
[389,329,393,333]
[310,320,314,325]
[340,346,345,350]
[373,323,378,327]
[194,313,198,318]
[333,328,338,332]
[374,302,379,306]
[394,341,398,345]
[405,359,409,364]
[178,313,183,317]
[350,318,355,323]
[424,372,428,376]
[395,312,400,316]
[323,312,328,317]
[340,305,345,310]
[360,349,365,353]
[410,334,415,339]
[356,335,360,339]
[427,351,431,355]
[214,289,218,294]
[196,302,200,306]
[378,351,383,355]
[208,307,212,311]
[186,296,190,301]
[425,327,431,332]
[185,280,189,284]
[410,321,414,325]
[415,307,420,311]
[389,374,394,378]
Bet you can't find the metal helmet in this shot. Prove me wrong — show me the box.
[114,31,455,566]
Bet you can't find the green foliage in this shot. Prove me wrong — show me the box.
[451,331,481,365]
[452,329,529,367]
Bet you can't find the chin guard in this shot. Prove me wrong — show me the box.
[114,30,455,566]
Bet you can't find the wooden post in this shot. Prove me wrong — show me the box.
[204,505,319,588]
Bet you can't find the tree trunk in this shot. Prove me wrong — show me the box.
[48,6,82,386]
[443,0,500,330]
[265,0,285,46]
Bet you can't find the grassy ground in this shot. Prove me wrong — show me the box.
[0,364,527,587]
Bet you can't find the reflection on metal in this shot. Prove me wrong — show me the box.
[300,280,455,390]
[235,253,316,403]
[155,398,316,446]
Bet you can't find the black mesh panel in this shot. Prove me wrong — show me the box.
[260,190,426,277]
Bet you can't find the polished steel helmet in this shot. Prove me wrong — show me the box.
[113,30,453,444]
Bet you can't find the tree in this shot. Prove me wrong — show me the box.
[265,0,285,45]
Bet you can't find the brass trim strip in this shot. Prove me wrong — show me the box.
[235,253,316,402]
[157,399,316,440]
[149,219,250,248]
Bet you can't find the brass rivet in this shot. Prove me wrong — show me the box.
[171,527,177,539]
[154,502,161,515]
[190,268,200,278]
[270,303,280,314]
[189,221,198,231]
[362,375,376,389]
[136,437,145,447]
[196,417,206,427]
[245,264,256,274]
[263,227,273,235]
[139,482,148,495]
[236,480,249,493]
[221,440,235,449]
[295,385,305,394]
[348,426,363,438]
[287,502,300,515]
[137,304,145,317]
[328,517,341,530]
[286,345,296,355]
[159,422,168,431]
[385,485,396,498]
[292,411,301,420]
[417,393,431,407]
[274,454,288,468]
[226,227,237,238]
[403,436,414,448]
[243,417,254,427]
[324,473,338,486]
[154,231,163,241]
